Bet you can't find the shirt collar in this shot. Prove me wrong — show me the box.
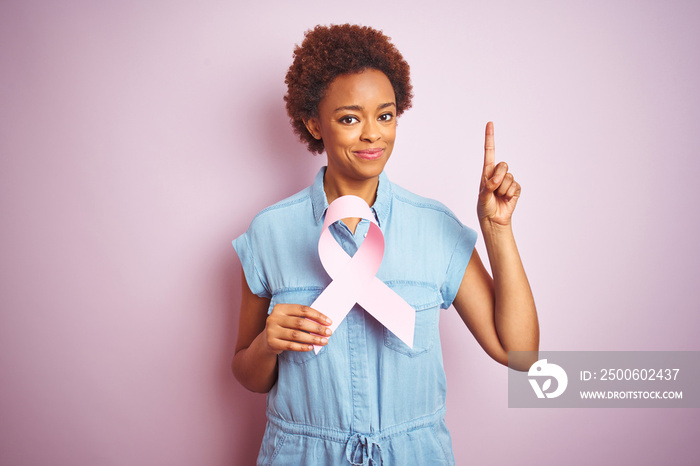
[311,166,392,227]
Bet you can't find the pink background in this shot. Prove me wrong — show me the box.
[1,1,699,465]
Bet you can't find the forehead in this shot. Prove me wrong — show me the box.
[320,69,396,111]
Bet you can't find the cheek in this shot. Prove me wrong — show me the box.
[384,126,397,143]
[338,128,362,147]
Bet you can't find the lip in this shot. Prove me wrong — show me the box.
[353,148,384,160]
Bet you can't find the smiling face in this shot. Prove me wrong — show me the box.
[305,69,397,200]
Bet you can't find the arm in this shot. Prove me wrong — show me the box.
[232,269,333,393]
[231,273,277,393]
[452,122,539,370]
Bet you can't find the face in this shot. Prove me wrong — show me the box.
[305,69,397,188]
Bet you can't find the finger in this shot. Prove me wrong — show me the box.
[295,305,332,326]
[282,315,333,337]
[271,338,316,353]
[496,173,514,197]
[282,327,329,347]
[267,323,329,351]
[482,161,509,194]
[272,304,332,326]
[265,326,316,353]
[482,121,496,180]
[505,180,521,200]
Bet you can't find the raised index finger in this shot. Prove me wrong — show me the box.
[483,121,496,178]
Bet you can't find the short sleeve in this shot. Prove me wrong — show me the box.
[440,224,478,309]
[232,231,271,299]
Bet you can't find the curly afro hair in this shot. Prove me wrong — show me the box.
[284,24,413,154]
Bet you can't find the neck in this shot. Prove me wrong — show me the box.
[323,170,379,207]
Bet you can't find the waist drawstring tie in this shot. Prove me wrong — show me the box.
[345,433,383,465]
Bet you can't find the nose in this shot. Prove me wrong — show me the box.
[360,120,380,143]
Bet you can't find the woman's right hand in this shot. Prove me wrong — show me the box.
[264,304,333,354]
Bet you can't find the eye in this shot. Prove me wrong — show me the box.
[339,115,359,125]
[378,112,394,122]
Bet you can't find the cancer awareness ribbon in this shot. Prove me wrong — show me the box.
[312,195,415,354]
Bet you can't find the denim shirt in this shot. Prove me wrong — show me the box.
[233,167,477,465]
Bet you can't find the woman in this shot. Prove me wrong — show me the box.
[232,24,538,465]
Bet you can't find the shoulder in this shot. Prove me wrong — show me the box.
[389,181,463,227]
[248,185,314,228]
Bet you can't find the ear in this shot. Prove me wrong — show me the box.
[303,118,322,140]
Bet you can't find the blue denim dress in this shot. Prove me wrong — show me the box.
[233,168,477,465]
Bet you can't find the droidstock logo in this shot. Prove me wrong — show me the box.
[528,359,568,399]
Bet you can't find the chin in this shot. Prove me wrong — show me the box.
[356,159,388,176]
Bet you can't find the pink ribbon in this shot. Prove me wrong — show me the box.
[312,195,415,354]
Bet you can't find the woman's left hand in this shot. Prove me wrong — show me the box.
[477,121,521,227]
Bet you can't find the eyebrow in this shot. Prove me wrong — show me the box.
[333,102,396,113]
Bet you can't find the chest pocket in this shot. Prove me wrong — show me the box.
[271,287,327,365]
[383,281,442,357]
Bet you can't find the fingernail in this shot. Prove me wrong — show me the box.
[325,317,332,324]
[325,328,332,336]
[321,337,328,344]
